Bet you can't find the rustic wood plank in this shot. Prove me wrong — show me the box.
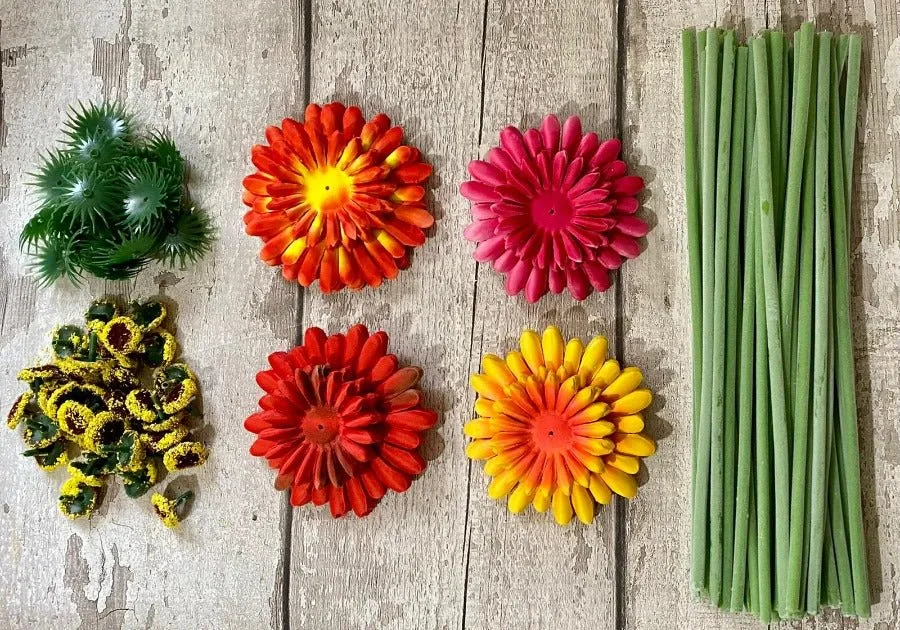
[619,1,770,628]
[286,1,485,628]
[0,0,300,627]
[460,1,620,628]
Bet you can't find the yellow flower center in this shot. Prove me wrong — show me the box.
[304,166,353,214]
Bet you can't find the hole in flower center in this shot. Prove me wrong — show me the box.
[529,189,574,231]
[303,166,353,214]
[531,411,573,453]
[301,405,341,445]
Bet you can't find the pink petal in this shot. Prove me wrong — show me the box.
[590,139,621,168]
[488,147,516,172]
[584,262,612,292]
[541,114,561,152]
[549,267,566,294]
[567,172,601,197]
[536,153,552,187]
[602,160,627,179]
[471,202,496,220]
[612,175,644,196]
[551,151,567,189]
[506,259,531,295]
[525,267,549,303]
[468,160,506,186]
[520,232,543,259]
[500,127,530,166]
[615,215,650,237]
[494,249,518,272]
[524,128,543,159]
[610,233,641,258]
[599,247,623,269]
[463,219,498,242]
[492,201,526,217]
[616,197,639,213]
[568,225,602,248]
[566,266,591,300]
[561,231,584,262]
[575,132,600,161]
[574,216,616,231]
[496,185,530,204]
[572,188,611,207]
[461,181,501,202]
[474,235,506,262]
[561,116,583,156]
[561,156,585,190]
[535,238,552,269]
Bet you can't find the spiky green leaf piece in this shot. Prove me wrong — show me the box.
[122,163,168,230]
[155,208,214,268]
[20,101,214,284]
[63,102,131,144]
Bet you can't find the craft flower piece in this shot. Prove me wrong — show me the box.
[245,325,437,518]
[151,490,193,528]
[243,102,434,292]
[461,115,650,302]
[465,326,656,526]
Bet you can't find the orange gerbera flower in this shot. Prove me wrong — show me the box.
[465,326,656,526]
[242,102,434,292]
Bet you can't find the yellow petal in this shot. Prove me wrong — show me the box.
[601,366,644,400]
[551,487,574,525]
[488,468,520,499]
[482,354,515,387]
[591,359,621,389]
[575,450,605,473]
[554,375,581,413]
[589,474,613,505]
[466,440,495,460]
[570,402,611,425]
[579,437,615,456]
[564,386,599,416]
[520,329,544,374]
[563,338,584,375]
[605,452,640,475]
[508,483,535,513]
[541,326,565,371]
[571,483,596,524]
[615,413,644,433]
[474,397,496,418]
[615,433,657,457]
[505,351,531,380]
[610,388,652,415]
[464,419,493,439]
[281,237,308,265]
[574,420,615,438]
[600,466,638,499]
[578,335,608,380]
[470,373,505,401]
[532,488,551,512]
[484,454,510,476]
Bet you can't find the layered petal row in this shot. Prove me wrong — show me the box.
[465,326,656,526]
[246,325,437,518]
[461,115,650,302]
[243,102,434,292]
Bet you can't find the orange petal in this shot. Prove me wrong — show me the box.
[392,162,432,184]
[394,204,434,228]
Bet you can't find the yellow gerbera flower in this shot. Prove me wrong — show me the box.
[465,326,656,526]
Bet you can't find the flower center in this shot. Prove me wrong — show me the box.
[530,411,573,453]
[303,166,353,214]
[300,405,341,445]
[529,189,574,230]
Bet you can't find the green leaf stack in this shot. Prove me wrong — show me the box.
[21,102,214,285]
[683,23,868,620]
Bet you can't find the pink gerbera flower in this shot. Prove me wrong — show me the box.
[460,114,649,302]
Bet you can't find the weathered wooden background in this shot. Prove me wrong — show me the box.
[0,0,897,628]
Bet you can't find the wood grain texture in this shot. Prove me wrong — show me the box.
[0,0,300,627]
[2,0,899,628]
[286,1,485,628]
[460,1,621,629]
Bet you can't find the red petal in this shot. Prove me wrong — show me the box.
[385,409,437,431]
[370,355,399,382]
[355,331,388,375]
[380,444,426,476]
[372,457,411,493]
[377,366,422,396]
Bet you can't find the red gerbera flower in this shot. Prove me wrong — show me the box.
[460,114,649,302]
[245,325,437,518]
[243,102,434,292]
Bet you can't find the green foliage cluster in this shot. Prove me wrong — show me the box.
[21,102,214,285]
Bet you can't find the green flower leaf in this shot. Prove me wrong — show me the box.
[63,102,131,144]
[60,167,120,230]
[28,234,83,287]
[122,163,168,230]
[70,131,125,164]
[28,150,77,203]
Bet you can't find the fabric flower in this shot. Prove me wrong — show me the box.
[59,478,100,519]
[83,412,128,452]
[141,425,189,453]
[245,325,437,518]
[461,114,650,302]
[100,316,143,355]
[465,326,656,525]
[7,391,32,429]
[242,102,434,292]
[151,491,192,528]
[162,441,208,471]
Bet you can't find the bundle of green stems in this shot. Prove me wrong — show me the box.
[683,22,869,621]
